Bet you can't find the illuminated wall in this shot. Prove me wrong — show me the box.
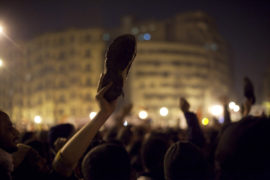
[120,11,232,126]
[1,28,106,127]
[262,67,270,116]
[0,11,233,128]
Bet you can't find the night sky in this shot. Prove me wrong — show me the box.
[1,0,270,102]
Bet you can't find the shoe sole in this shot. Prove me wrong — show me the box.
[99,34,137,102]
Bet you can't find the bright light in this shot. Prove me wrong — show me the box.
[143,33,151,40]
[233,105,240,112]
[0,26,3,33]
[209,105,223,117]
[160,107,169,117]
[123,120,128,127]
[89,112,97,120]
[139,110,148,119]
[0,59,3,67]
[218,117,224,124]
[34,116,42,124]
[229,101,236,110]
[202,117,209,126]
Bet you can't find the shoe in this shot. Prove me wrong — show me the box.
[99,34,137,102]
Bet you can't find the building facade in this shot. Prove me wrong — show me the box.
[262,66,270,116]
[0,28,106,128]
[118,11,233,126]
[0,11,232,128]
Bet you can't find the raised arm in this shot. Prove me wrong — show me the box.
[52,81,117,177]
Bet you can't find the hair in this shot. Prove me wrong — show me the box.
[82,143,131,180]
[215,116,270,180]
[48,123,75,147]
[164,141,209,180]
[0,110,9,121]
[141,131,171,179]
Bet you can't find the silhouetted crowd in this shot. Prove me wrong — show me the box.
[1,93,270,180]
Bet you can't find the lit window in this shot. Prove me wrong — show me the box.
[102,33,110,41]
[138,34,144,41]
[143,33,151,40]
[131,27,139,35]
[210,43,218,51]
[85,49,91,58]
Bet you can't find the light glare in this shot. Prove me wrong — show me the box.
[209,105,223,117]
[34,116,42,124]
[202,117,209,126]
[143,33,151,40]
[123,120,128,126]
[233,105,240,112]
[160,107,168,117]
[89,112,97,120]
[0,59,3,67]
[139,110,148,119]
[229,101,236,110]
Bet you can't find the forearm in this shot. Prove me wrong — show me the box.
[52,110,110,176]
[224,104,231,125]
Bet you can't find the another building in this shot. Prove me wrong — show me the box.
[117,11,233,126]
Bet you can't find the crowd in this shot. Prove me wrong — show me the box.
[1,81,270,180]
[1,35,270,180]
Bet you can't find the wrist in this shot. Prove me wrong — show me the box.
[96,110,112,119]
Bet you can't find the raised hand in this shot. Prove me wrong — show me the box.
[96,74,118,115]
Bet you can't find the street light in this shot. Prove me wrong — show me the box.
[209,105,223,117]
[202,117,209,126]
[160,107,168,117]
[229,101,236,110]
[139,110,148,119]
[233,105,240,112]
[0,58,3,67]
[34,115,42,124]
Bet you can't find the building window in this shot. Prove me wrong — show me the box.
[59,80,67,88]
[70,77,79,85]
[59,66,66,73]
[131,27,139,35]
[59,95,66,103]
[85,64,91,71]
[85,78,92,86]
[58,109,64,115]
[85,49,91,58]
[70,35,75,42]
[59,38,65,46]
[70,49,76,56]
[102,33,110,41]
[84,34,92,42]
[70,92,76,98]
[85,93,91,100]
[58,51,66,60]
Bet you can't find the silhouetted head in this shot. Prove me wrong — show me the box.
[141,131,171,179]
[164,141,209,180]
[215,116,270,180]
[48,123,75,148]
[82,143,131,180]
[0,110,19,153]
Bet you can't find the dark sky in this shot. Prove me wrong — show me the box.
[1,0,270,102]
